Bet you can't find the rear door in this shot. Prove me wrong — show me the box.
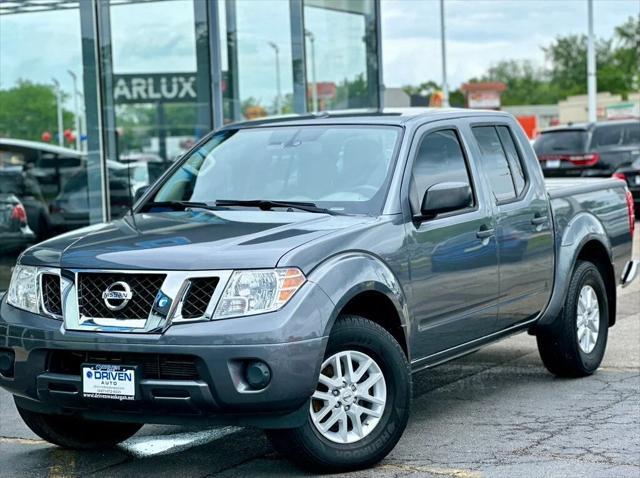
[403,122,500,359]
[471,122,554,329]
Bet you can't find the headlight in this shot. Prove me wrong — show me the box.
[213,268,305,319]
[7,265,40,314]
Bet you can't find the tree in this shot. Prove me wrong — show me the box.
[0,80,74,142]
[479,60,561,105]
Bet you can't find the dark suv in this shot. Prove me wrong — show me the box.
[534,119,640,178]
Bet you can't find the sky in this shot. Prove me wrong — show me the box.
[381,0,640,89]
[0,0,638,108]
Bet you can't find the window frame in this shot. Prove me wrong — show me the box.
[402,124,479,221]
[470,121,530,206]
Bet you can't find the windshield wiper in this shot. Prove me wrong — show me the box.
[142,201,221,212]
[215,199,345,215]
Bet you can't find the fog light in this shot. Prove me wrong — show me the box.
[245,360,271,390]
[0,350,15,378]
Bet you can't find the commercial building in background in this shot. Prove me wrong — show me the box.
[558,92,640,124]
[0,0,383,289]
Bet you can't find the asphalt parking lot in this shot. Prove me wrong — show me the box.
[1,232,638,478]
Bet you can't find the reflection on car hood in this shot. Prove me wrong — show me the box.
[20,210,370,270]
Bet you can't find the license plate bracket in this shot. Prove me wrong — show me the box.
[82,364,138,401]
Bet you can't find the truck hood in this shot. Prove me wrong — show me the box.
[21,210,369,271]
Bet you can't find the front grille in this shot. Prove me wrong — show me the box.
[77,273,165,320]
[41,273,62,316]
[181,277,219,319]
[48,350,200,380]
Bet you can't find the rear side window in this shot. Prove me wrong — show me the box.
[534,130,588,153]
[496,126,526,195]
[472,126,516,202]
[592,123,640,148]
[410,129,472,212]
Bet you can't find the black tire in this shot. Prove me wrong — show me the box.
[267,315,411,472]
[536,260,609,377]
[15,400,142,450]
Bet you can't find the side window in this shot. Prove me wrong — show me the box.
[410,129,473,213]
[472,126,516,202]
[496,126,526,195]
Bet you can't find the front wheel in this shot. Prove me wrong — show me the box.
[16,400,143,450]
[536,260,609,377]
[267,315,411,472]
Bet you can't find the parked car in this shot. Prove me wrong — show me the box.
[613,157,640,214]
[0,139,85,239]
[48,160,164,233]
[534,119,640,177]
[0,110,637,472]
[0,193,35,252]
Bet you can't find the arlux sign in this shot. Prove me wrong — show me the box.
[113,73,197,104]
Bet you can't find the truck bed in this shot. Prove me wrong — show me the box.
[545,177,627,199]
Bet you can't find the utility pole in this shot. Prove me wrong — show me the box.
[68,70,81,150]
[268,41,282,114]
[52,78,64,146]
[305,29,319,113]
[587,0,597,122]
[440,0,450,108]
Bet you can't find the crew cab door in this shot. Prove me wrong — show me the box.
[470,122,554,329]
[403,123,500,359]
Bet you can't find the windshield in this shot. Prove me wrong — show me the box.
[150,125,401,215]
[534,130,588,154]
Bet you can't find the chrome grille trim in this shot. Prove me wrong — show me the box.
[38,268,63,320]
[61,269,233,333]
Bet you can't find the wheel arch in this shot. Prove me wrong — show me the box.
[307,252,411,360]
[537,211,616,328]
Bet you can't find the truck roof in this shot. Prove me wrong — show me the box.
[220,107,513,130]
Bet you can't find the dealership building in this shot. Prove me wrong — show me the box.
[0,0,383,288]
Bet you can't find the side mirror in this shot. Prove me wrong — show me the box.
[419,182,472,218]
[134,185,150,203]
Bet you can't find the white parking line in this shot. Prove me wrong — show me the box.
[121,426,242,458]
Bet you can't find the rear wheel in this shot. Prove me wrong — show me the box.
[267,315,411,472]
[16,400,142,449]
[536,260,609,377]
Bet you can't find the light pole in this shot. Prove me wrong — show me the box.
[305,29,319,113]
[587,0,597,122]
[68,70,81,150]
[440,0,450,108]
[52,78,64,146]
[267,41,282,115]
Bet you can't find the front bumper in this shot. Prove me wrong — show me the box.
[0,280,334,428]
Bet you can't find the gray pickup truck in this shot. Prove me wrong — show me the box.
[0,110,637,472]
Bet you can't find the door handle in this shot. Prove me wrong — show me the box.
[476,226,495,239]
[531,215,548,226]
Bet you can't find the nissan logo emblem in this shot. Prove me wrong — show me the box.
[102,281,133,311]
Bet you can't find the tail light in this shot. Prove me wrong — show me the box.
[612,172,627,182]
[10,204,28,224]
[568,153,600,166]
[625,189,635,238]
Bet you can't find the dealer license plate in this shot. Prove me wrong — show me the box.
[634,175,640,185]
[546,159,561,168]
[82,364,137,401]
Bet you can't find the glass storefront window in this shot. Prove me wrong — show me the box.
[303,0,380,112]
[104,0,213,220]
[220,0,294,123]
[0,2,94,290]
